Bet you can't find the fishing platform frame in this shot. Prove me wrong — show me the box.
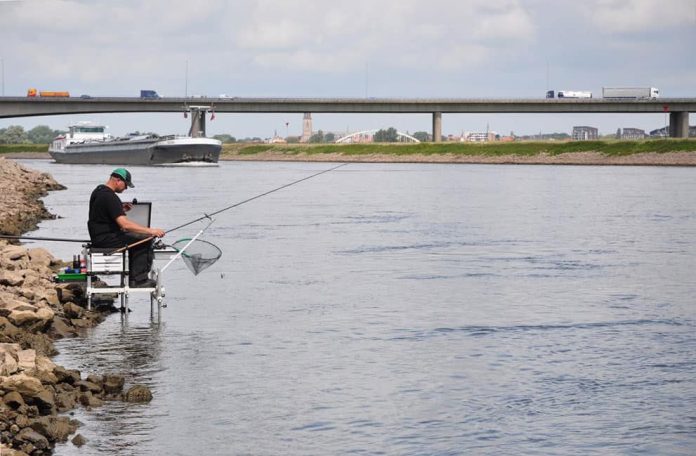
[83,246,176,313]
[83,201,176,313]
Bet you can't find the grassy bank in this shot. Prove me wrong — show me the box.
[3,140,695,161]
[222,139,696,158]
[0,143,49,154]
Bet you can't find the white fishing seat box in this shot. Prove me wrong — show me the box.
[89,249,128,274]
[85,246,163,311]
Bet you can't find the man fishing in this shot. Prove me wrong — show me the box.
[88,168,165,288]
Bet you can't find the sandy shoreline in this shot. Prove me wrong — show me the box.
[4,151,696,166]
[219,151,696,166]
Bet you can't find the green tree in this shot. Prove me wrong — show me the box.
[324,132,336,143]
[309,130,324,143]
[27,125,57,144]
[213,134,236,143]
[0,125,28,144]
[373,127,398,142]
[413,131,430,142]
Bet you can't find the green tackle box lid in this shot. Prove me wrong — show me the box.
[55,272,87,282]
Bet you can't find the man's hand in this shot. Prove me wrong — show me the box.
[149,228,165,238]
[122,202,133,212]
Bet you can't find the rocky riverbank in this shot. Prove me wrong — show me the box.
[0,158,151,455]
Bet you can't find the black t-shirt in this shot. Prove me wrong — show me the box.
[88,184,125,241]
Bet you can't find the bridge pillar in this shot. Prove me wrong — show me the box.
[669,112,690,138]
[432,112,442,142]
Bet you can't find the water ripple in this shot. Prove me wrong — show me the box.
[391,319,685,341]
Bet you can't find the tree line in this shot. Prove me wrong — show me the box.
[0,125,65,144]
[0,125,433,145]
[310,128,430,143]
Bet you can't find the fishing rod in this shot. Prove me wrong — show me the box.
[0,234,89,243]
[9,164,346,254]
[165,162,348,234]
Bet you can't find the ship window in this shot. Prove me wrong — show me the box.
[75,126,104,133]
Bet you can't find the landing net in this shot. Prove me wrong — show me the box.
[170,238,222,275]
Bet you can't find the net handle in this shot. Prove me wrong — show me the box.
[161,217,214,273]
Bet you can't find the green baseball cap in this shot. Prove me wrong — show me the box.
[111,168,134,188]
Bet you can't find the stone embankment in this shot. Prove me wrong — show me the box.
[0,158,152,455]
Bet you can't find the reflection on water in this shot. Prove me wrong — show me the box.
[17,160,696,455]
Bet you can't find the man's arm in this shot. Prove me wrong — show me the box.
[115,215,165,238]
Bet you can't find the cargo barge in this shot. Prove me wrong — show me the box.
[48,122,221,165]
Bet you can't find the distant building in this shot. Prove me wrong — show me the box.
[572,126,598,141]
[649,126,668,137]
[649,125,696,138]
[300,113,312,143]
[463,131,497,142]
[620,128,646,140]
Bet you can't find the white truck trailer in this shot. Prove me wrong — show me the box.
[556,90,592,98]
[602,87,659,99]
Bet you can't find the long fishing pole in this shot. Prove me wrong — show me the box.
[0,234,89,243]
[165,162,348,234]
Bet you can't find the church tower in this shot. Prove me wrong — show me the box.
[300,113,312,143]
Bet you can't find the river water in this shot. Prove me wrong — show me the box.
[18,160,696,455]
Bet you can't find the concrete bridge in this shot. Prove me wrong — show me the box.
[0,96,694,141]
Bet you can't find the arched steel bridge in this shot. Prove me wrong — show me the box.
[0,96,694,140]
[335,129,421,143]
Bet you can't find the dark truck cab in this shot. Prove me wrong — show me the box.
[140,90,160,99]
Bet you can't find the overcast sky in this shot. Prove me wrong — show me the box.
[1,0,695,138]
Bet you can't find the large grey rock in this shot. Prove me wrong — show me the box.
[47,316,78,339]
[6,310,41,327]
[0,299,37,315]
[29,388,55,415]
[55,389,77,412]
[0,245,27,261]
[0,373,44,396]
[0,270,24,286]
[0,351,19,376]
[16,349,36,372]
[0,343,20,376]
[0,316,20,338]
[78,391,103,408]
[53,366,80,385]
[62,302,83,319]
[27,247,54,268]
[30,416,77,442]
[35,289,60,306]
[3,391,25,408]
[8,307,55,329]
[71,433,87,447]
[17,427,49,450]
[124,384,153,403]
[102,374,125,395]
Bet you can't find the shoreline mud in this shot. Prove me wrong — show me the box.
[219,150,696,166]
[0,157,151,455]
[3,150,696,166]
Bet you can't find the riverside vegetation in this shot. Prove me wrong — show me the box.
[2,139,696,165]
[218,140,696,165]
[0,158,153,455]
